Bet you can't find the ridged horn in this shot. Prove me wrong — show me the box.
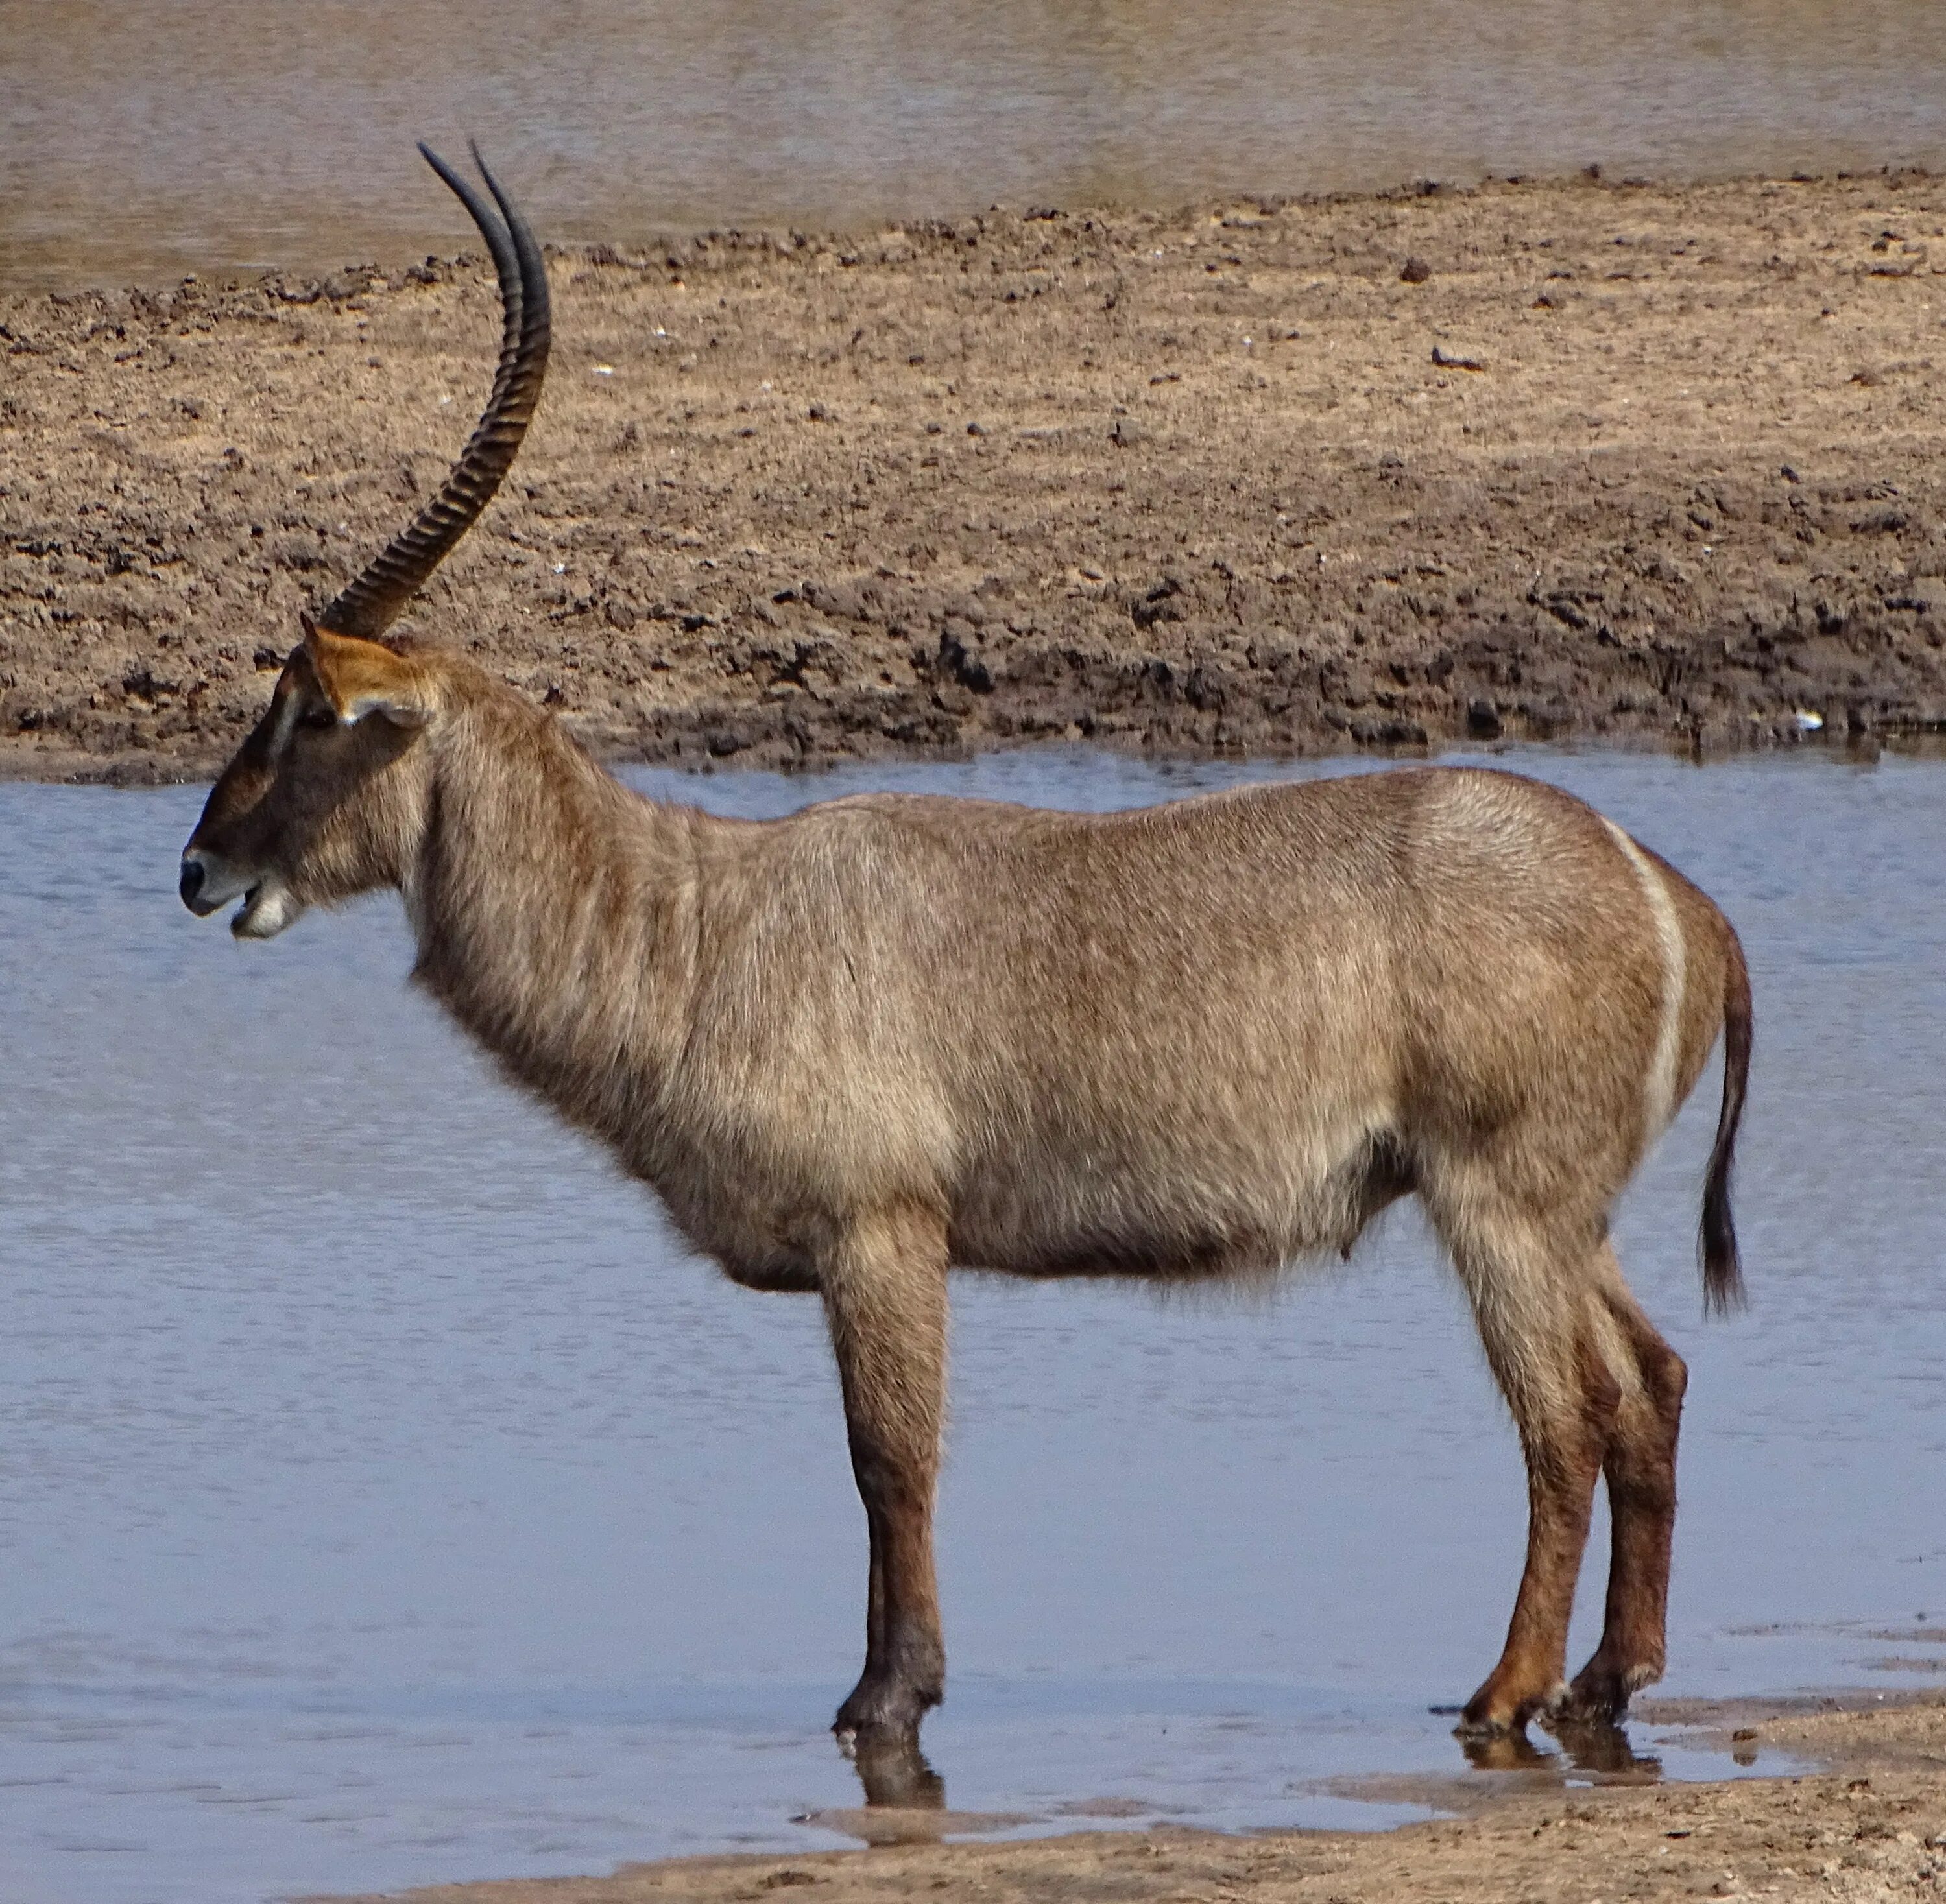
[315,141,551,643]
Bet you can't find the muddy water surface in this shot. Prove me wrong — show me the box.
[4,1,1945,287]
[3,745,1945,1904]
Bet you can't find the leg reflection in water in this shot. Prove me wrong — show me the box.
[847,1728,946,1809]
[804,1730,1042,1850]
[1459,1715,1663,1779]
[811,1734,1039,1848]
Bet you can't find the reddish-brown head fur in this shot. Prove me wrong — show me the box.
[179,622,439,936]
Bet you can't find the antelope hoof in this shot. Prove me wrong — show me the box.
[834,1672,941,1744]
[1452,1708,1521,1743]
[1561,1653,1656,1726]
[1456,1678,1569,1739]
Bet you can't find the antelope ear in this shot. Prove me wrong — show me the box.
[301,617,436,729]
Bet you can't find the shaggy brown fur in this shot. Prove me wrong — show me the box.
[181,623,1751,1758]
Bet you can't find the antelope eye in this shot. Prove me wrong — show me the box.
[298,706,339,732]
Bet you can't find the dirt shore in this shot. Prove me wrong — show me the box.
[310,1695,1946,1904]
[3,171,1945,781]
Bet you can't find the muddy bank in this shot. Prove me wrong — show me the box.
[310,1695,1946,1903]
[3,171,1945,781]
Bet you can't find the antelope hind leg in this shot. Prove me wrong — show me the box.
[1430,1191,1621,1733]
[1559,1259,1687,1722]
[819,1205,948,1746]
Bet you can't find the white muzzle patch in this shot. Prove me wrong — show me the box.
[182,850,306,940]
[232,876,305,940]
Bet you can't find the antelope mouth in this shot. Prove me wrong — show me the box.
[180,856,302,938]
[232,878,303,940]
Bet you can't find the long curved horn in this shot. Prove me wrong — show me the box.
[315,141,551,643]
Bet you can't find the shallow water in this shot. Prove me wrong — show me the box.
[3,744,1945,1904]
[4,1,1945,289]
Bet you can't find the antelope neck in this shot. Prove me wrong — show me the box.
[405,710,704,1130]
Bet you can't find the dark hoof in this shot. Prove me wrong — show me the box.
[1556,1683,1628,1727]
[1561,1656,1654,1726]
[845,1729,944,1809]
[834,1671,941,1741]
[1455,1693,1562,1739]
[1451,1706,1517,1741]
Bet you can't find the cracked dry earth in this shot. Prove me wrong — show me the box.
[3,169,1946,781]
[310,1697,1946,1904]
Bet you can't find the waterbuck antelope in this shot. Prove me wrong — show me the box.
[181,148,1752,1768]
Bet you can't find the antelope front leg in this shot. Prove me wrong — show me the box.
[819,1205,948,1746]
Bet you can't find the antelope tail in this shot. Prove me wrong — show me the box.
[1700,931,1752,1315]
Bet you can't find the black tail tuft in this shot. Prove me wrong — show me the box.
[1700,932,1752,1316]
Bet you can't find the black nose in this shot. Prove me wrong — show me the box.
[179,858,206,910]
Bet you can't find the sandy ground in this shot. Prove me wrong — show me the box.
[3,171,1945,780]
[306,1695,1946,1904]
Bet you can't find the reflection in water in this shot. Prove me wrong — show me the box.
[1545,1717,1663,1781]
[1458,1716,1662,1781]
[3,0,1945,287]
[846,1729,946,1811]
[847,1708,1661,1816]
[1327,1714,1668,1816]
[4,745,1946,1901]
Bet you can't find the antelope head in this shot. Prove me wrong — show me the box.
[180,144,549,938]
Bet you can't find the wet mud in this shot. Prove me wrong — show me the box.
[5,171,1946,782]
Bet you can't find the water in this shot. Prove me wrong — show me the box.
[3,743,1945,1904]
[4,1,1945,289]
